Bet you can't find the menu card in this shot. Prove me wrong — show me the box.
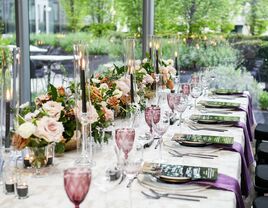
[199,100,240,108]
[214,89,243,95]
[172,133,234,145]
[143,162,218,181]
[190,114,240,123]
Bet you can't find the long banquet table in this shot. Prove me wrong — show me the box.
[0,93,254,208]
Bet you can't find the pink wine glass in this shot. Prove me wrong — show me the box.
[167,93,181,113]
[115,128,135,160]
[145,106,161,134]
[64,167,91,208]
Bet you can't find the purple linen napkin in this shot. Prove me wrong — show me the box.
[193,174,245,208]
[238,106,254,142]
[234,121,255,167]
[217,142,251,197]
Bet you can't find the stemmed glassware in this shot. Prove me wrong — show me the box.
[151,108,170,162]
[145,106,161,135]
[174,94,188,126]
[190,83,202,110]
[64,167,92,208]
[115,128,135,160]
[167,93,181,113]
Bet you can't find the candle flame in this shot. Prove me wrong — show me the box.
[155,43,160,50]
[6,89,11,101]
[175,51,178,57]
[149,41,152,48]
[81,58,86,70]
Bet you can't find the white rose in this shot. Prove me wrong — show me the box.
[100,101,107,107]
[92,78,101,84]
[142,58,148,64]
[113,89,123,98]
[99,83,109,90]
[42,101,64,120]
[19,102,30,109]
[166,59,174,66]
[35,117,64,143]
[17,122,36,138]
[139,68,147,74]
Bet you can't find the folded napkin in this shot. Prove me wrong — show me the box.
[193,174,245,208]
[234,121,255,167]
[217,142,251,197]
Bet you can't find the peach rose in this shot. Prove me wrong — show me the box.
[75,102,99,124]
[102,107,114,121]
[42,101,64,120]
[35,117,64,143]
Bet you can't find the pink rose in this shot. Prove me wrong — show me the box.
[35,116,64,143]
[142,74,154,84]
[42,101,64,120]
[75,102,99,124]
[116,77,130,95]
[102,107,114,121]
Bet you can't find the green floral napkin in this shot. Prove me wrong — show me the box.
[172,133,234,145]
[214,89,243,95]
[143,162,218,181]
[190,114,240,124]
[199,100,240,108]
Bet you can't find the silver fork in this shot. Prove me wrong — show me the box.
[187,123,227,132]
[149,188,207,199]
[168,151,215,159]
[141,191,200,202]
[170,149,218,158]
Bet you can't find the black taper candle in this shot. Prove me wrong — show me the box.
[175,52,179,76]
[149,41,152,59]
[80,67,87,113]
[5,99,10,149]
[155,49,159,74]
[130,73,135,103]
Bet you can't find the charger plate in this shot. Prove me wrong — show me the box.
[137,174,210,193]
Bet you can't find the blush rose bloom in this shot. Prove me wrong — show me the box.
[116,78,130,95]
[142,74,154,84]
[16,122,36,138]
[35,116,64,143]
[75,102,99,124]
[42,101,64,120]
[102,107,114,121]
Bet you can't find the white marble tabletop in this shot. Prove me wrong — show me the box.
[0,94,252,208]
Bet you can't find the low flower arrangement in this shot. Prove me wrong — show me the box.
[12,57,176,148]
[12,84,76,154]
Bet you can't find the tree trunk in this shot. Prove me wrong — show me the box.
[250,0,258,35]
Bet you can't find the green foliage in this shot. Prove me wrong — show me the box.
[82,23,116,37]
[259,91,268,110]
[59,0,88,32]
[115,0,143,34]
[208,65,262,106]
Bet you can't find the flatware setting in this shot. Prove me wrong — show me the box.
[141,190,202,202]
[168,149,217,159]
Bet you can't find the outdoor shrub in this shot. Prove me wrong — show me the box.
[259,91,268,110]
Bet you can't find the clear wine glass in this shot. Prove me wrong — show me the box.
[145,106,161,134]
[174,94,188,126]
[124,142,143,208]
[190,83,202,110]
[64,167,92,208]
[152,108,170,162]
[191,73,200,85]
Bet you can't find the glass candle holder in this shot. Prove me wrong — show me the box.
[16,177,29,199]
[4,177,16,195]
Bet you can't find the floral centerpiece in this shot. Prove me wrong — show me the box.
[12,84,76,154]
